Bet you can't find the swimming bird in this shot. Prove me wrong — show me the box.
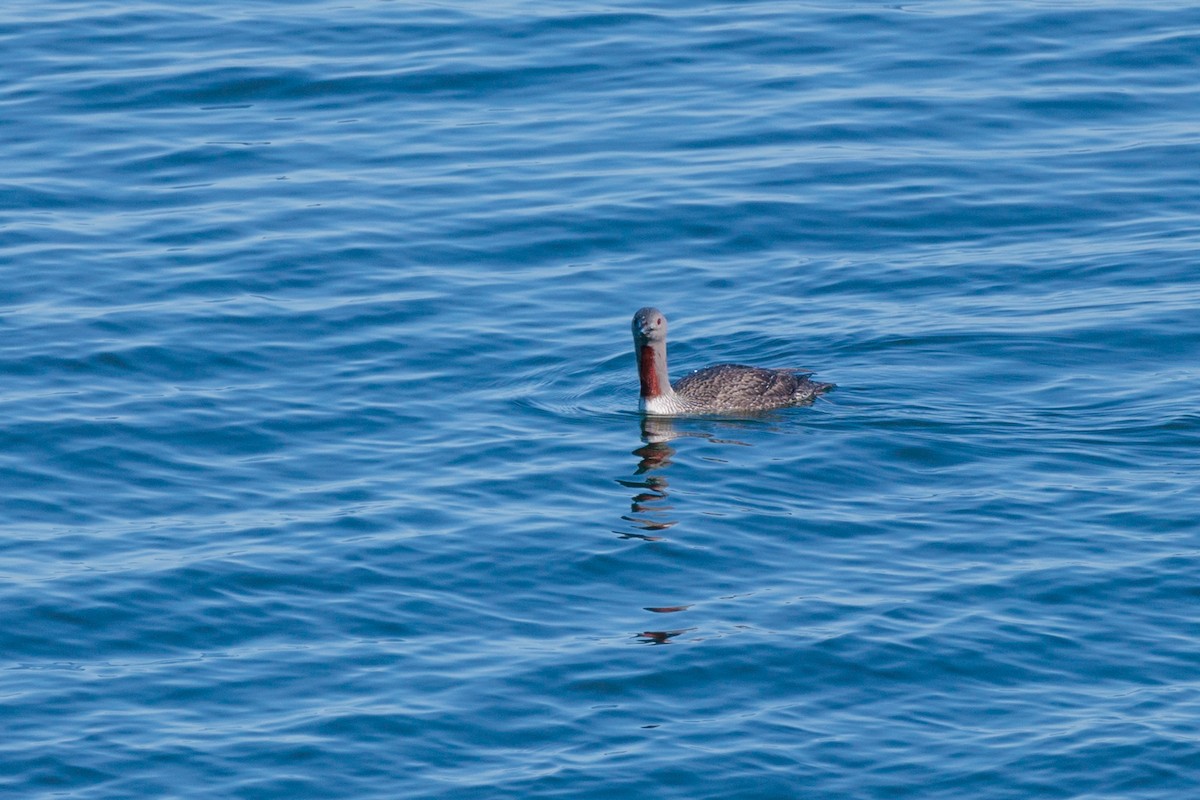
[632,307,833,415]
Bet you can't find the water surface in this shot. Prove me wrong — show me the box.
[4,1,1200,798]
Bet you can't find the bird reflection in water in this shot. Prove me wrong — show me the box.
[614,416,757,542]
[613,417,685,541]
[616,418,690,640]
[617,416,768,643]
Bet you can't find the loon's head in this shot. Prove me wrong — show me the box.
[632,307,668,345]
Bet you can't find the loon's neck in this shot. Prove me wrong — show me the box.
[636,340,681,412]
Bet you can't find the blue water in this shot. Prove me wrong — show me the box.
[4,1,1200,797]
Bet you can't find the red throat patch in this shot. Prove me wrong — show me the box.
[638,345,661,397]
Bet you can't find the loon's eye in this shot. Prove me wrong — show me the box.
[656,317,663,325]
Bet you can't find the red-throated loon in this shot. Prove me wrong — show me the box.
[633,307,833,414]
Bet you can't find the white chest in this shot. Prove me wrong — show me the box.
[640,393,689,416]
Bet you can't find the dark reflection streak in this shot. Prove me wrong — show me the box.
[620,515,674,530]
[636,628,694,645]
[613,530,664,542]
